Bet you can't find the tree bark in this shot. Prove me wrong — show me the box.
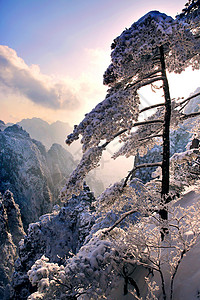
[159,45,171,221]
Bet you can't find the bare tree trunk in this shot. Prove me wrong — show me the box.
[159,45,171,221]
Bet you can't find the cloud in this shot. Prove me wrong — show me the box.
[0,45,79,109]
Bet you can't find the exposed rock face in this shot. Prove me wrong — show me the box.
[0,191,25,300]
[9,184,95,300]
[2,191,25,248]
[0,125,77,229]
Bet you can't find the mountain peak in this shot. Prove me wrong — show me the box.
[4,124,30,138]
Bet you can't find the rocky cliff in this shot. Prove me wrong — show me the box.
[0,125,77,229]
[0,191,25,300]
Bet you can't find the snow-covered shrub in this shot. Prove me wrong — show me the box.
[27,184,200,300]
[27,231,124,299]
[106,190,200,299]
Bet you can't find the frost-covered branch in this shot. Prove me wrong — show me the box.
[101,120,163,150]
[123,162,162,187]
[113,107,164,159]
[102,120,163,148]
[138,134,163,142]
[126,76,164,90]
[61,146,104,200]
[179,0,200,17]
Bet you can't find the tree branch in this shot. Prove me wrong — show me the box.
[100,129,127,148]
[123,162,162,187]
[139,103,165,113]
[127,76,164,90]
[177,92,200,112]
[180,111,200,120]
[125,70,162,90]
[102,209,137,234]
[101,120,163,149]
[138,133,163,142]
[133,119,164,127]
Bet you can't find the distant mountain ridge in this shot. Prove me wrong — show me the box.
[1,117,135,189]
[17,117,72,150]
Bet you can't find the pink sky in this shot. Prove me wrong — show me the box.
[0,0,199,125]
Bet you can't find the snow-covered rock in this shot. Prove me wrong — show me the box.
[2,190,25,248]
[9,184,95,300]
[0,124,77,229]
[0,120,7,131]
[0,191,25,300]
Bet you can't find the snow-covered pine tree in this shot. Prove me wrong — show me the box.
[26,4,200,300]
[62,8,200,225]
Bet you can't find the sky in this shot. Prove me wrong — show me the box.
[0,0,200,126]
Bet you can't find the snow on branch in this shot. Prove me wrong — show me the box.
[123,162,162,187]
[61,146,104,201]
[109,198,200,300]
[104,11,199,87]
[113,107,165,159]
[103,209,138,234]
[66,86,140,152]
